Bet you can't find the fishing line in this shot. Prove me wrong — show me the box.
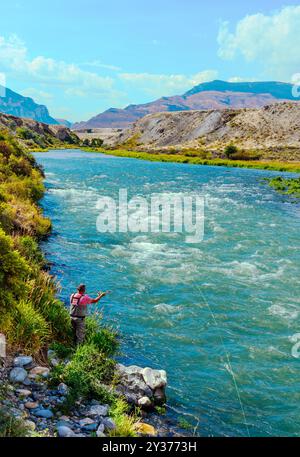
[196,285,250,437]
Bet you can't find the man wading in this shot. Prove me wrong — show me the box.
[70,284,107,345]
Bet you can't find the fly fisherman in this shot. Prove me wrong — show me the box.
[69,284,107,345]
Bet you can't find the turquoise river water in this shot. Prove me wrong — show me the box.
[34,149,300,437]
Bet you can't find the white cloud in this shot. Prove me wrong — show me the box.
[21,87,53,101]
[227,76,258,83]
[119,70,218,97]
[0,34,114,94]
[218,6,300,81]
[80,60,122,72]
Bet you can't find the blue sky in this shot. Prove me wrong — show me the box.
[0,0,300,121]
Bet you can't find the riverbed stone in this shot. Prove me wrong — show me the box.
[9,367,27,383]
[58,383,68,396]
[83,422,98,431]
[85,404,108,418]
[138,396,152,408]
[153,387,166,405]
[142,367,167,390]
[102,417,116,431]
[134,422,157,436]
[96,423,105,436]
[25,401,39,410]
[32,408,53,419]
[117,364,144,376]
[13,356,33,367]
[56,420,73,428]
[15,389,32,398]
[79,417,95,427]
[57,425,75,437]
[29,366,50,379]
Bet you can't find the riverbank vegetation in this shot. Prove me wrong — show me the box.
[267,176,300,197]
[88,147,300,173]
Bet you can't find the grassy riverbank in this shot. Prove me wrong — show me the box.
[0,132,139,437]
[85,148,300,173]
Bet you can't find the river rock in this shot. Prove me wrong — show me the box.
[134,422,157,436]
[22,377,32,386]
[29,366,50,379]
[138,396,152,408]
[83,423,98,431]
[56,420,73,428]
[116,365,153,402]
[153,387,166,405]
[117,364,143,376]
[96,423,105,436]
[24,420,36,431]
[142,367,167,390]
[32,408,53,419]
[15,389,31,398]
[13,356,33,367]
[9,367,27,383]
[58,383,69,396]
[102,417,116,431]
[79,417,95,427]
[57,426,75,437]
[47,350,59,367]
[25,401,39,410]
[85,404,108,418]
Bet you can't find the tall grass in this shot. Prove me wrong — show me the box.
[10,300,51,352]
[108,398,138,437]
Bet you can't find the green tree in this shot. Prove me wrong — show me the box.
[224,144,238,158]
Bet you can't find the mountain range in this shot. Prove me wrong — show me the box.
[0,85,58,125]
[73,80,299,129]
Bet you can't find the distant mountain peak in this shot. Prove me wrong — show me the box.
[73,80,298,130]
[0,85,58,124]
[184,80,295,98]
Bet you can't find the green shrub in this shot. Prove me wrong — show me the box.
[17,127,35,140]
[49,341,74,359]
[63,343,115,395]
[50,343,116,412]
[267,176,300,197]
[224,144,238,158]
[15,236,45,265]
[0,228,30,302]
[85,316,119,357]
[8,156,32,177]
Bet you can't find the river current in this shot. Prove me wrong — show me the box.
[34,150,300,436]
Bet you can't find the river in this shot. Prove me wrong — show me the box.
[34,149,300,437]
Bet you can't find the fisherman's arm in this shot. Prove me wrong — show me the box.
[90,291,107,304]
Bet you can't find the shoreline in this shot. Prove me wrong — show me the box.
[30,146,300,174]
[94,148,300,173]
